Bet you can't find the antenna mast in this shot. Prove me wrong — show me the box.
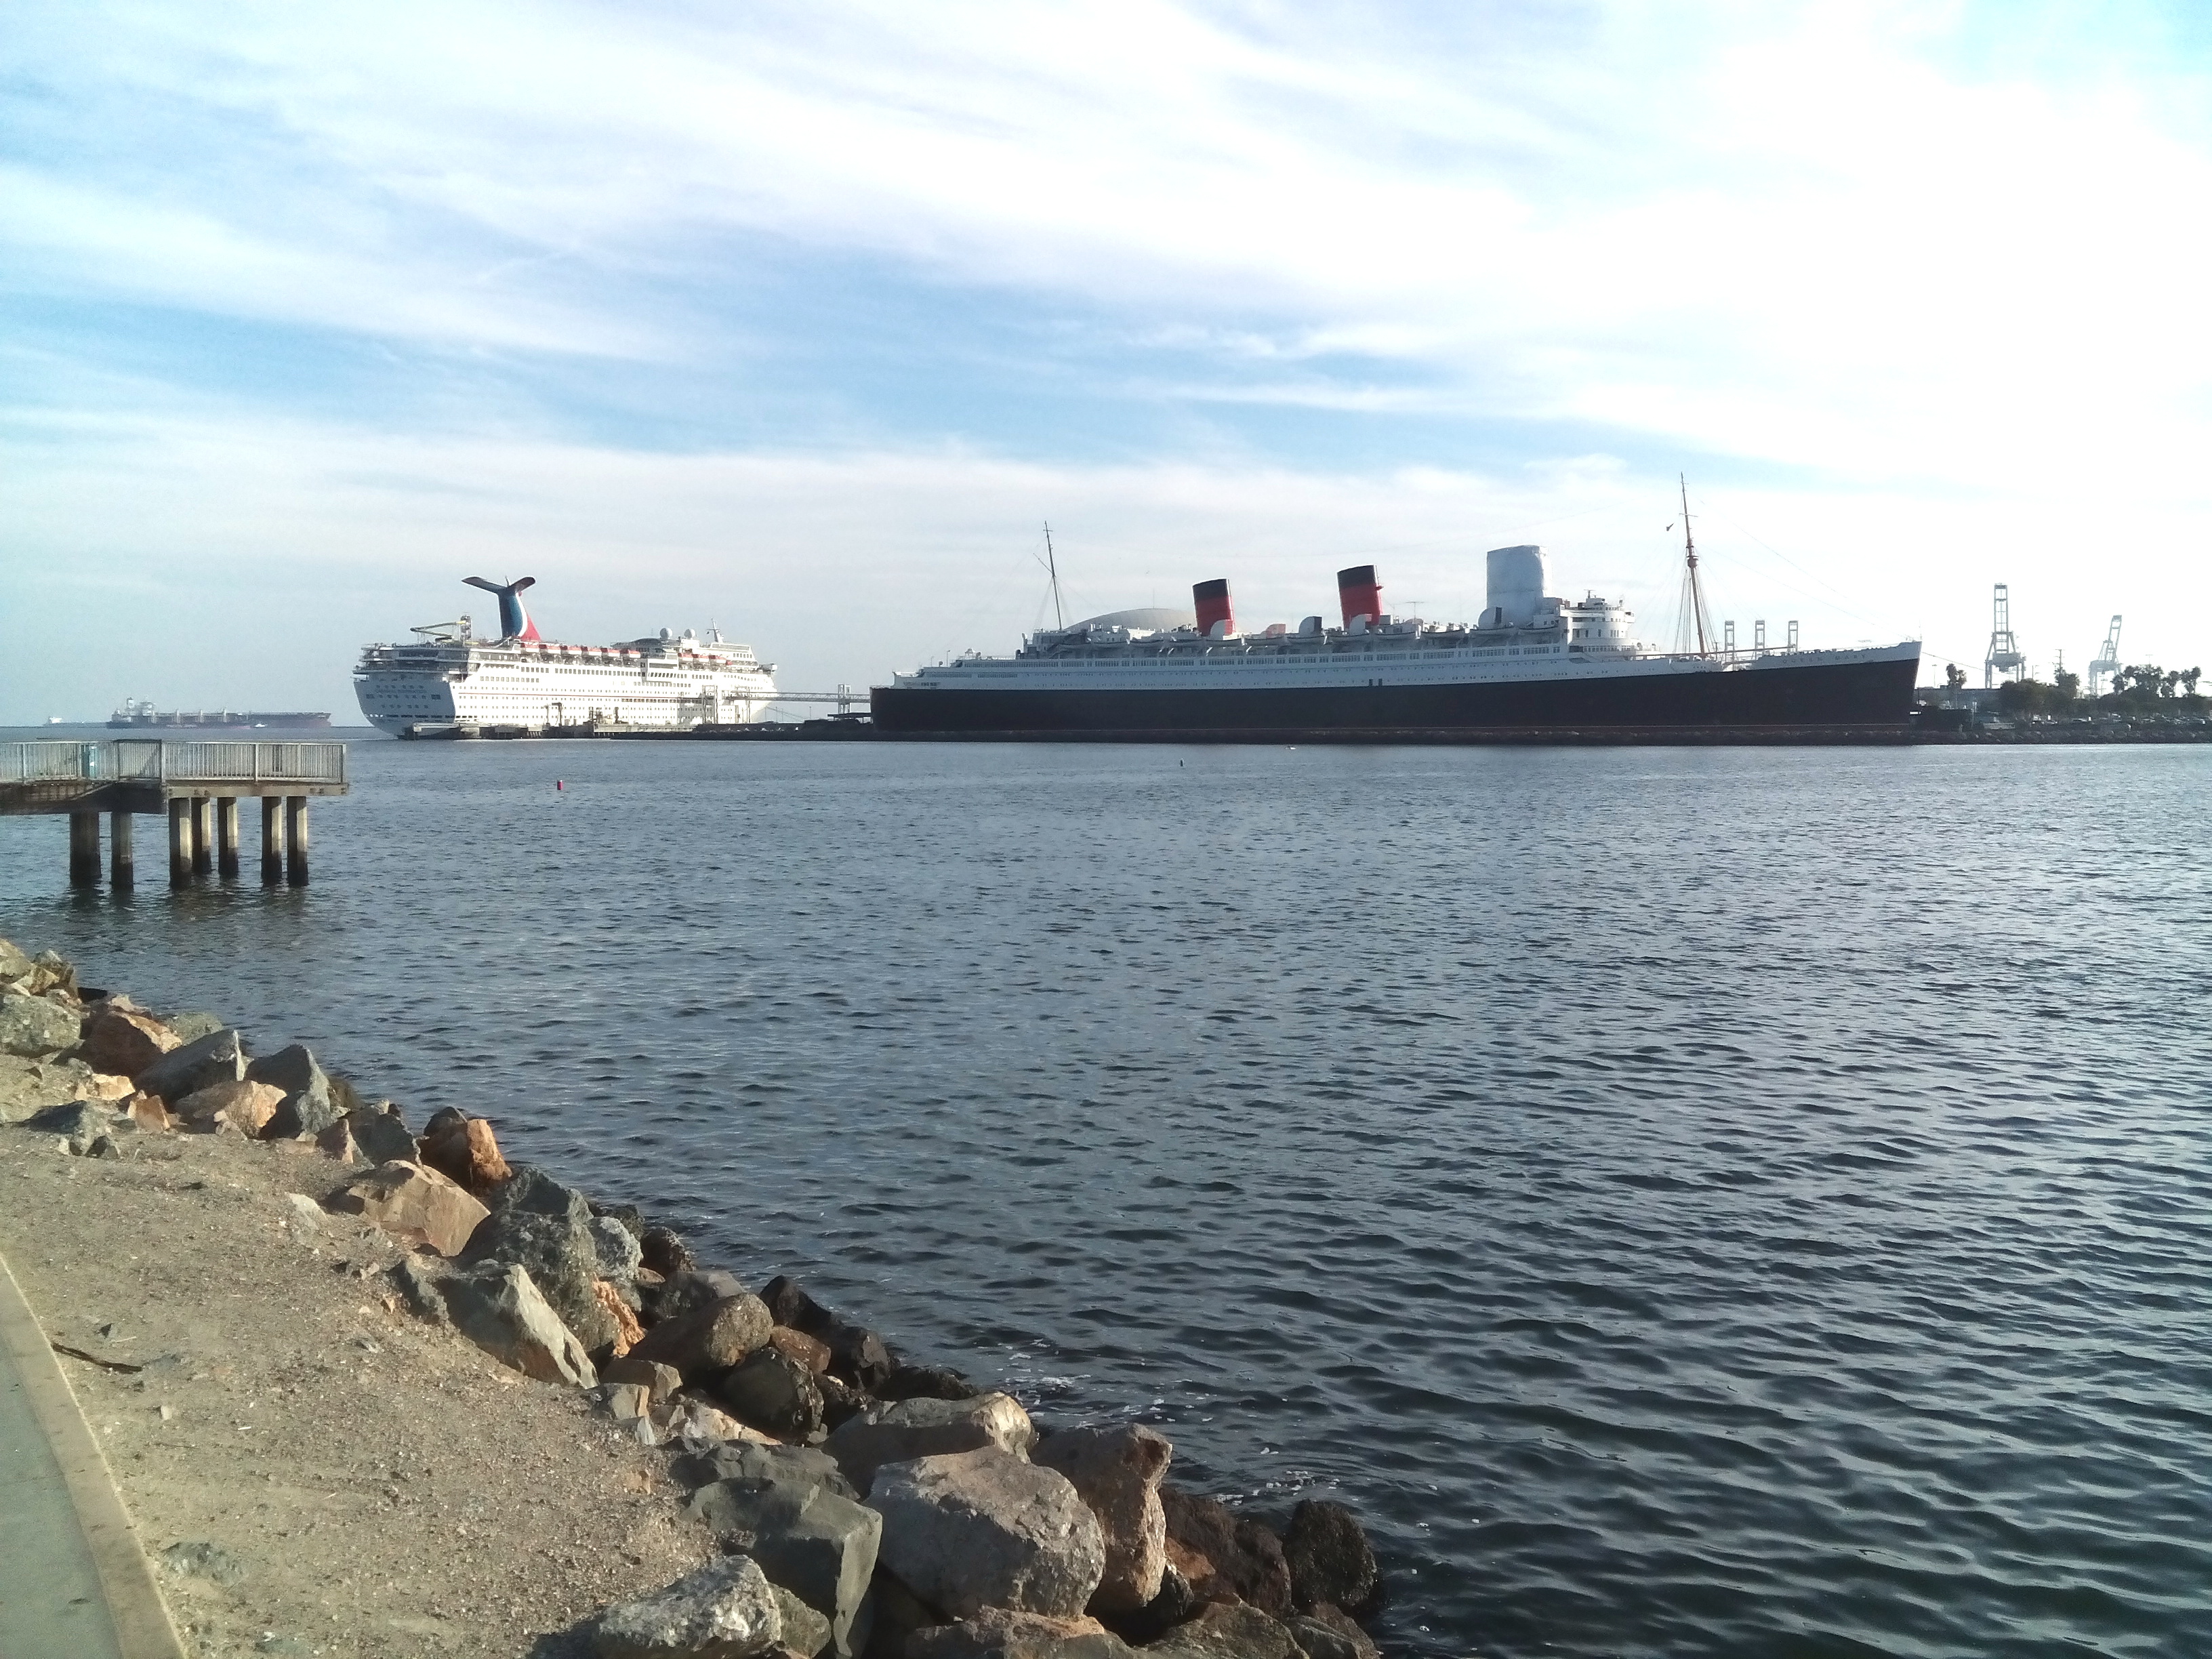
[1674,474,1715,657]
[1043,523,1065,632]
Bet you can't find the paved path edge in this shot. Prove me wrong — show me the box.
[0,1249,187,1659]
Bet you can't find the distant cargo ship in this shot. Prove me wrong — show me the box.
[872,497,1920,739]
[353,576,777,737]
[109,701,332,730]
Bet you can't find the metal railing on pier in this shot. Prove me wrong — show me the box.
[0,739,348,788]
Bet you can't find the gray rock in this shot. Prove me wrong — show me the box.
[438,1261,598,1387]
[1031,1425,1170,1614]
[631,1294,773,1384]
[246,1043,344,1139]
[23,1100,123,1156]
[906,1609,1135,1659]
[134,1027,247,1104]
[346,1107,417,1165]
[0,936,33,985]
[773,1587,832,1659]
[160,1540,245,1586]
[387,1256,453,1326]
[605,1355,686,1410]
[596,1554,782,1659]
[594,1214,645,1279]
[1139,1604,1307,1659]
[1283,1610,1375,1659]
[674,1441,857,1501]
[715,1347,825,1442]
[871,1448,1105,1620]
[493,1162,593,1221]
[825,1393,1038,1496]
[0,992,81,1059]
[164,1011,226,1043]
[463,1200,619,1354]
[687,1475,882,1659]
[649,1267,751,1324]
[0,1056,115,1124]
[1280,1500,1379,1617]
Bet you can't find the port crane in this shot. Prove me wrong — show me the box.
[2087,615,2122,697]
[1984,584,2025,688]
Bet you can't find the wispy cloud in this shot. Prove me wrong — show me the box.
[6,0,2211,709]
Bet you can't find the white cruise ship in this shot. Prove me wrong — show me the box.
[354,577,777,736]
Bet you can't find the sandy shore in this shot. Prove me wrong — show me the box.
[0,1125,714,1658]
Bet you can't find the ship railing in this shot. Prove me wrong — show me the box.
[0,740,348,787]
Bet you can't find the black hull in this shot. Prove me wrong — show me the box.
[871,653,1919,743]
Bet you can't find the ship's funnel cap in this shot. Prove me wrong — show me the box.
[1193,578,1234,637]
[463,576,541,642]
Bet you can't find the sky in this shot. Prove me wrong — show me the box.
[7,0,2212,720]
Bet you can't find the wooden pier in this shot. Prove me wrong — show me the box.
[0,740,349,891]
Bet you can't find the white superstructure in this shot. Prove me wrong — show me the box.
[354,583,776,735]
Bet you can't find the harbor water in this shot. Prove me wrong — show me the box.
[2,735,2207,1657]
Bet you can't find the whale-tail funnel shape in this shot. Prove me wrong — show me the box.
[463,575,541,642]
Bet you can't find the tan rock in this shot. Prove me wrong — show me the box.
[124,1092,175,1133]
[417,1115,512,1195]
[768,1325,832,1376]
[607,1382,654,1423]
[1033,1425,1171,1613]
[325,1160,489,1256]
[81,1071,136,1102]
[597,1279,644,1357]
[176,1078,286,1136]
[79,1006,180,1077]
[603,1355,684,1407]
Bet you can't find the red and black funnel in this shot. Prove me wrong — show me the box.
[1337,565,1382,627]
[1193,578,1234,636]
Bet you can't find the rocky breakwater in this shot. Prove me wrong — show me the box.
[0,933,1385,1659]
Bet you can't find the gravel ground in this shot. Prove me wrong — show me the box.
[0,1124,714,1658]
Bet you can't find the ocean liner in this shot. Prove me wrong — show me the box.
[354,577,777,736]
[872,518,1920,740]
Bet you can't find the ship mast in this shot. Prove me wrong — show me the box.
[1674,474,1715,657]
[1043,522,1066,632]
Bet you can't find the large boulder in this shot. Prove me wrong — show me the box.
[595,1554,781,1659]
[77,1006,180,1076]
[872,1448,1105,1620]
[165,1011,226,1043]
[688,1469,882,1659]
[346,1105,417,1164]
[176,1078,285,1136]
[325,1160,489,1256]
[1138,1603,1307,1659]
[649,1268,752,1325]
[464,1166,619,1352]
[24,1100,125,1156]
[134,1027,247,1103]
[715,1347,826,1442]
[438,1261,598,1388]
[1031,1426,1170,1614]
[0,937,33,985]
[1159,1490,1291,1616]
[417,1112,513,1193]
[247,1044,344,1139]
[758,1277,895,1393]
[0,992,82,1059]
[594,1214,645,1282]
[906,1609,1134,1659]
[774,1586,832,1659]
[1283,1607,1376,1659]
[825,1393,1037,1496]
[0,1057,129,1124]
[630,1294,774,1383]
[1279,1500,1379,1617]
[674,1441,857,1502]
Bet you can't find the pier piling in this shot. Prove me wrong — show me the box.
[260,797,283,885]
[168,800,193,888]
[68,812,101,889]
[110,811,134,890]
[216,798,241,878]
[190,798,213,878]
[284,796,309,887]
